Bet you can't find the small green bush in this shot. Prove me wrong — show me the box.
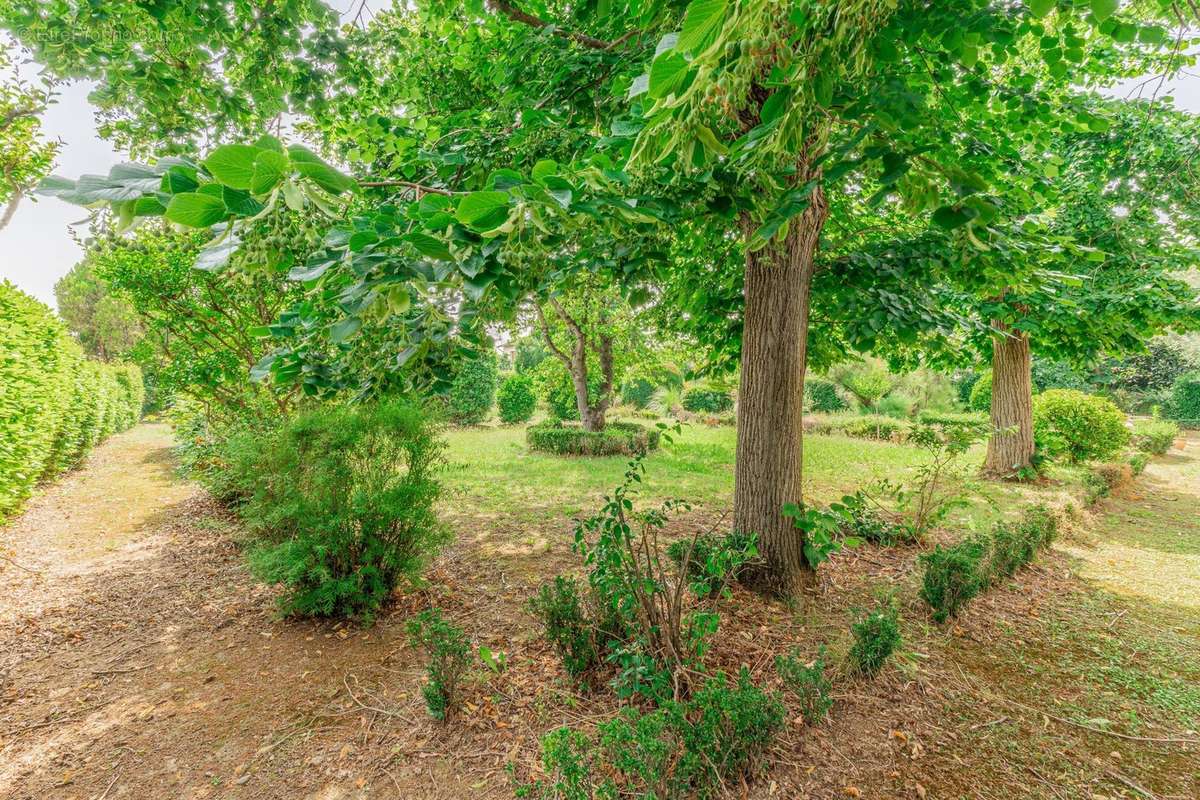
[917,409,989,428]
[836,491,911,546]
[919,538,987,623]
[666,530,758,597]
[875,392,917,419]
[237,401,448,620]
[809,414,909,441]
[535,668,784,800]
[681,386,733,414]
[620,377,656,409]
[527,420,660,456]
[1132,419,1179,455]
[447,354,497,425]
[528,576,599,679]
[406,609,472,721]
[848,602,901,675]
[1169,372,1200,421]
[988,523,1038,581]
[497,373,537,424]
[806,377,848,412]
[1128,451,1150,476]
[1033,389,1130,463]
[776,646,833,725]
[968,371,992,412]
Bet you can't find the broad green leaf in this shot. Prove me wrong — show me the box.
[295,161,355,194]
[330,317,362,343]
[531,159,558,183]
[456,191,511,230]
[404,232,453,260]
[931,205,977,229]
[1029,0,1055,18]
[164,192,227,227]
[251,150,289,195]
[204,144,260,190]
[647,51,688,100]
[1090,0,1118,22]
[677,0,726,53]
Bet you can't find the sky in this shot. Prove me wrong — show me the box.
[0,33,1198,309]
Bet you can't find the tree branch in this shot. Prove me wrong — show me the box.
[0,190,22,233]
[357,180,456,196]
[484,0,627,51]
[534,303,572,367]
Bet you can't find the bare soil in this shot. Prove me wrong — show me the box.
[1,424,1196,800]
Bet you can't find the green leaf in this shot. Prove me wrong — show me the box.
[251,150,289,195]
[648,51,688,100]
[404,232,453,260]
[295,161,355,195]
[203,145,261,190]
[1090,0,1118,22]
[931,205,977,230]
[456,191,511,231]
[531,159,558,183]
[1029,0,1055,18]
[330,317,362,344]
[164,192,227,227]
[677,0,726,53]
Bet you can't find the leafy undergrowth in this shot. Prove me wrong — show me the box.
[2,424,1196,799]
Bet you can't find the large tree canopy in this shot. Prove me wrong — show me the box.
[14,0,1200,594]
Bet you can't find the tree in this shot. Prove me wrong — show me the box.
[0,45,56,230]
[54,260,142,360]
[24,1,1200,596]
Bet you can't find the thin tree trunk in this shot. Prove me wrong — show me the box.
[734,192,829,597]
[983,321,1034,477]
[0,190,21,232]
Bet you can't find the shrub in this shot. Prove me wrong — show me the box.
[447,354,497,425]
[776,646,833,725]
[1131,419,1179,455]
[406,609,472,721]
[968,371,992,412]
[620,377,656,409]
[848,601,901,675]
[1033,389,1130,463]
[1168,372,1200,422]
[809,414,909,441]
[666,530,758,597]
[919,539,986,623]
[527,576,599,679]
[920,506,1057,621]
[806,377,848,412]
[1128,451,1150,476]
[238,401,448,620]
[0,282,142,519]
[836,491,910,546]
[536,669,784,800]
[681,386,733,414]
[527,420,660,456]
[875,392,916,419]
[954,370,982,406]
[917,409,988,428]
[497,373,537,424]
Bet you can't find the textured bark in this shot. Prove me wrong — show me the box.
[983,322,1035,476]
[734,191,829,597]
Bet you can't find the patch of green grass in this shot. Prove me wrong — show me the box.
[440,425,935,521]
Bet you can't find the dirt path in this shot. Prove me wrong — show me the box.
[1065,431,1200,610]
[0,424,421,800]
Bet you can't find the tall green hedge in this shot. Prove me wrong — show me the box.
[0,282,143,519]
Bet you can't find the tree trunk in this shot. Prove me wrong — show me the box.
[734,193,829,597]
[983,321,1034,477]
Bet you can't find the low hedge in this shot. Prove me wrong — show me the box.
[1131,419,1179,455]
[0,281,142,519]
[527,420,660,456]
[681,386,733,414]
[807,414,910,442]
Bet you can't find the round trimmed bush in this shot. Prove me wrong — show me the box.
[497,373,537,424]
[806,377,847,412]
[681,386,733,414]
[1169,372,1200,424]
[526,420,660,456]
[968,371,992,412]
[447,354,497,425]
[1032,389,1130,463]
